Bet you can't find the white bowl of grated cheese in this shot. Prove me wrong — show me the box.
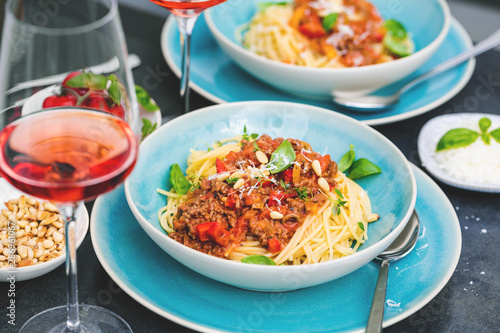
[418,113,500,192]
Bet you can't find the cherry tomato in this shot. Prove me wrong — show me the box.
[62,71,88,96]
[42,94,78,109]
[82,93,111,112]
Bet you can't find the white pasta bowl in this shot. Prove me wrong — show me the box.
[0,178,89,282]
[125,101,416,291]
[204,0,450,101]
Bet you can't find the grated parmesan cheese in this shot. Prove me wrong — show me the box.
[433,135,500,185]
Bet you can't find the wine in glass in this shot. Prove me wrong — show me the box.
[0,0,139,331]
[149,0,228,114]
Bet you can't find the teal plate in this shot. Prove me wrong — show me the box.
[91,164,461,333]
[161,15,474,126]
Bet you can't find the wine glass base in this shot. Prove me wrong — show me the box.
[19,305,132,333]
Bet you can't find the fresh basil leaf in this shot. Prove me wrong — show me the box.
[169,164,192,195]
[323,13,338,32]
[141,118,157,141]
[348,158,381,179]
[481,132,491,145]
[383,34,413,57]
[357,222,365,231]
[107,74,121,105]
[241,255,277,265]
[257,1,289,11]
[384,19,407,38]
[490,128,500,143]
[479,117,491,133]
[65,72,108,90]
[436,128,479,151]
[268,140,296,174]
[251,133,259,140]
[338,144,355,172]
[135,85,159,112]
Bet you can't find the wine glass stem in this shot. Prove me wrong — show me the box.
[60,203,81,332]
[175,15,199,114]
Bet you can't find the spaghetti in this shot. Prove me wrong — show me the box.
[157,133,378,265]
[241,0,413,68]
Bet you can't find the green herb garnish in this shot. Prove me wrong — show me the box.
[339,144,355,172]
[65,71,108,90]
[357,222,365,232]
[384,19,407,38]
[169,164,192,195]
[348,158,382,179]
[267,140,296,174]
[253,141,261,151]
[435,117,500,151]
[226,177,240,184]
[323,13,338,32]
[242,125,259,143]
[141,118,157,141]
[294,187,311,201]
[257,1,289,11]
[107,74,121,105]
[241,255,277,265]
[334,188,344,199]
[136,85,159,112]
[383,19,413,57]
[339,146,381,179]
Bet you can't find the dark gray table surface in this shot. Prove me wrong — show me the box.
[1,3,500,333]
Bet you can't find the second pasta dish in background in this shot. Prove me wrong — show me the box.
[242,0,415,68]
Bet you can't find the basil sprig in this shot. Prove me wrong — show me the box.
[436,117,500,151]
[323,13,338,32]
[383,19,413,57]
[241,255,277,265]
[267,140,296,174]
[169,164,192,195]
[338,145,381,179]
[141,118,157,141]
[136,85,159,112]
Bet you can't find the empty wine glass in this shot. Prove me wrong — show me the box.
[0,0,139,331]
[148,0,228,114]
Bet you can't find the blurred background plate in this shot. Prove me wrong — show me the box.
[161,15,474,126]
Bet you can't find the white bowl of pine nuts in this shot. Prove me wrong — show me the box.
[0,178,89,281]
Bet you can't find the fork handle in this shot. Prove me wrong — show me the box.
[366,259,391,333]
[401,28,500,95]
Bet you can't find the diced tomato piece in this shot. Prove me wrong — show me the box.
[318,154,331,174]
[268,190,295,206]
[207,223,230,246]
[281,168,294,184]
[225,193,236,209]
[268,238,281,253]
[196,222,214,242]
[258,180,273,187]
[215,158,227,173]
[298,15,326,38]
[42,94,78,109]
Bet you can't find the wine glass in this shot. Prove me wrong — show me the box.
[148,0,228,114]
[0,0,139,332]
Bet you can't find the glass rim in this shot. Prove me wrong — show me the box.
[5,0,119,36]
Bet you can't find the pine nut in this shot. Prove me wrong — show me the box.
[367,214,380,222]
[312,160,322,177]
[233,178,245,189]
[318,177,330,192]
[217,172,230,181]
[0,196,66,268]
[270,211,284,219]
[255,151,269,164]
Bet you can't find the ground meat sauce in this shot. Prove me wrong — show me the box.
[169,135,338,258]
